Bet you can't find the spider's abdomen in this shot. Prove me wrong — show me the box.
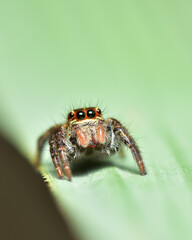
[75,124,105,149]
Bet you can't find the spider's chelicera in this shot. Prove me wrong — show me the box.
[36,107,147,181]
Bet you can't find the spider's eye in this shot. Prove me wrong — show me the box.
[97,109,101,114]
[76,111,85,120]
[87,110,96,118]
[69,112,74,119]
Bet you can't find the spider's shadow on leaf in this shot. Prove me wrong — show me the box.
[43,155,140,178]
[71,156,140,177]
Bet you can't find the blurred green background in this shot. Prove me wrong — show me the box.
[0,1,192,240]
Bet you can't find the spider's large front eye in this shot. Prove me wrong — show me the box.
[69,112,74,119]
[76,111,85,120]
[87,110,96,118]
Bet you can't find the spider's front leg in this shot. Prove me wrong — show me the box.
[49,133,64,178]
[36,125,61,168]
[54,125,74,181]
[107,118,147,175]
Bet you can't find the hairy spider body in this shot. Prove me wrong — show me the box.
[36,107,146,181]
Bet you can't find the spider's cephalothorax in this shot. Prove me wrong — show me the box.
[36,107,146,181]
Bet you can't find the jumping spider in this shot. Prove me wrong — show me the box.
[36,107,146,181]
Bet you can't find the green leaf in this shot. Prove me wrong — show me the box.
[1,0,192,240]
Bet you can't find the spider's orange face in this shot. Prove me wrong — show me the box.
[67,107,103,124]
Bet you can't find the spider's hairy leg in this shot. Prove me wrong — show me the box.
[35,125,61,168]
[49,133,64,178]
[107,118,147,175]
[55,126,72,181]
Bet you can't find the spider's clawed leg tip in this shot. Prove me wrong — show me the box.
[58,176,64,180]
[141,171,147,176]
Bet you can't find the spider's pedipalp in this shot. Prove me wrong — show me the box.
[107,118,147,175]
